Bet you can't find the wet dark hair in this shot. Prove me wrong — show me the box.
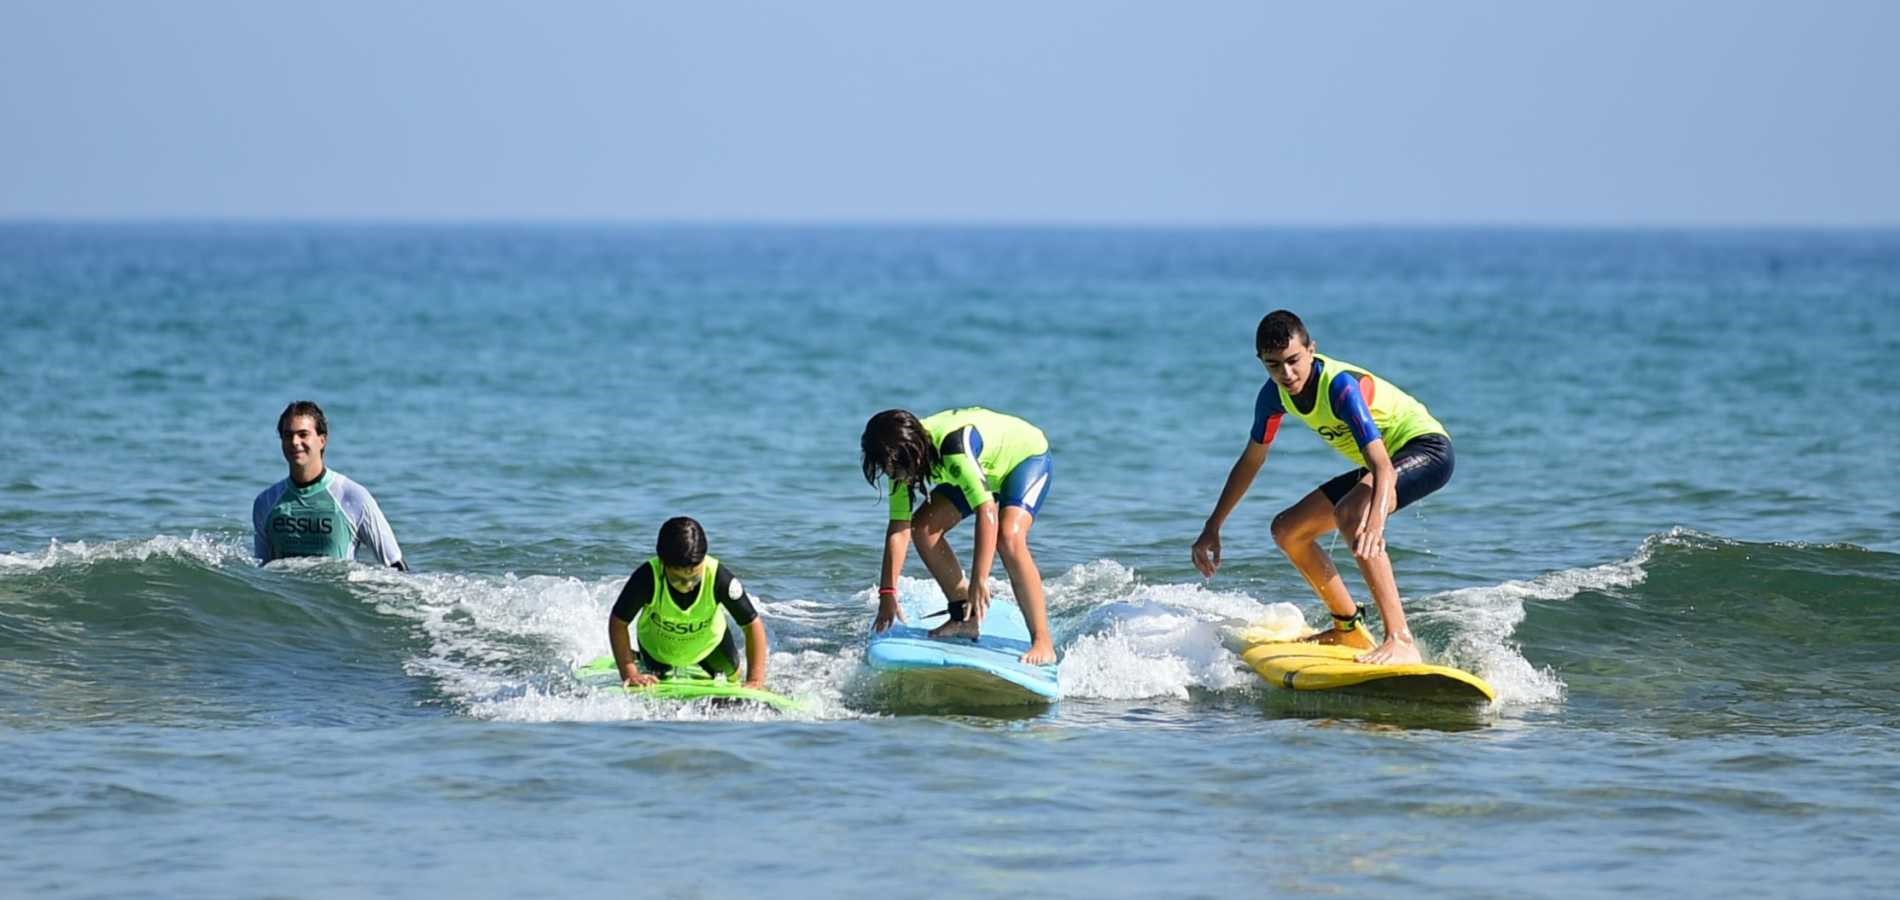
[277,400,329,437]
[861,409,939,509]
[1255,310,1312,355]
[656,517,708,568]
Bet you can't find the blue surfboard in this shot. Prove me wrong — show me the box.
[865,598,1059,704]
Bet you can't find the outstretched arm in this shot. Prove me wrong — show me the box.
[352,492,407,571]
[875,519,911,631]
[1351,438,1397,559]
[1346,437,1419,666]
[741,617,770,688]
[252,491,275,566]
[1328,372,1394,560]
[966,501,1000,620]
[1193,439,1269,577]
[609,615,656,687]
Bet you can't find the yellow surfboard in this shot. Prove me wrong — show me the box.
[1240,640,1497,704]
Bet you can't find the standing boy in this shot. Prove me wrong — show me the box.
[1192,311,1453,665]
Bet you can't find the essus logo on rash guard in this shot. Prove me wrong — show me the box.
[272,515,335,534]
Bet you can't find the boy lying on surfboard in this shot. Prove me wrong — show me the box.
[607,517,772,688]
[1191,310,1455,666]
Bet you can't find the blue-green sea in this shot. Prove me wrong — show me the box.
[3,224,1898,897]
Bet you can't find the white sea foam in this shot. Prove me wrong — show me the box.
[0,532,249,572]
[1043,560,1279,700]
[1403,540,1663,706]
[1060,607,1259,699]
[1037,550,1655,708]
[338,534,1685,716]
[372,567,854,722]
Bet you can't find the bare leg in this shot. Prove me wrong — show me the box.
[1333,480,1420,665]
[1271,488,1375,651]
[997,505,1055,664]
[909,497,978,638]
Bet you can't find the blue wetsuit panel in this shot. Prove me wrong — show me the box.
[1327,371,1382,451]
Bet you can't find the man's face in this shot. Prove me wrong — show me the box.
[1259,339,1316,394]
[279,415,327,468]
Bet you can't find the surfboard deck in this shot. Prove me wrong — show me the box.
[866,600,1059,704]
[575,656,803,712]
[1240,640,1496,704]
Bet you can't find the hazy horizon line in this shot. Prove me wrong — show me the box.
[3,216,1897,233]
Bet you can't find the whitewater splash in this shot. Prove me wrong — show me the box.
[1403,535,1671,706]
[3,530,1728,717]
[0,532,249,571]
[360,565,862,723]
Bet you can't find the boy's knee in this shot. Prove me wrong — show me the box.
[999,529,1031,562]
[1270,511,1300,548]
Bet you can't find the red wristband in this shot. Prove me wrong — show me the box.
[878,587,898,597]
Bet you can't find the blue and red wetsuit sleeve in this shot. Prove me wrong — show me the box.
[1328,372,1383,452]
[1250,383,1285,446]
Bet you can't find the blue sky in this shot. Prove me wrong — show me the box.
[2,1,1895,224]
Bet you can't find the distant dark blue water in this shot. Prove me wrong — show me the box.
[3,225,1898,897]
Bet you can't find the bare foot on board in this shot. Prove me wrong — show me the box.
[1020,640,1056,666]
[1356,635,1421,665]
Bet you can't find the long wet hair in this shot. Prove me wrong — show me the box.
[656,516,708,568]
[861,409,939,509]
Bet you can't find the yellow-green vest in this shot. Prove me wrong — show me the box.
[1277,353,1446,466]
[635,555,727,665]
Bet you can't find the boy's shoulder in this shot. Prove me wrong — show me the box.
[1254,380,1285,414]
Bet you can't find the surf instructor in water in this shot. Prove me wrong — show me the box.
[252,401,408,570]
[861,407,1057,665]
[1192,311,1454,665]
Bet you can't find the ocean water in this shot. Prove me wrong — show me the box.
[2,224,1898,897]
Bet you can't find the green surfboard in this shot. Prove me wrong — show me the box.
[575,656,803,712]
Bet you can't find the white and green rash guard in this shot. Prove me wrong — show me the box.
[252,469,404,567]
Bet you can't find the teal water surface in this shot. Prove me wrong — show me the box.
[2,225,1898,897]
